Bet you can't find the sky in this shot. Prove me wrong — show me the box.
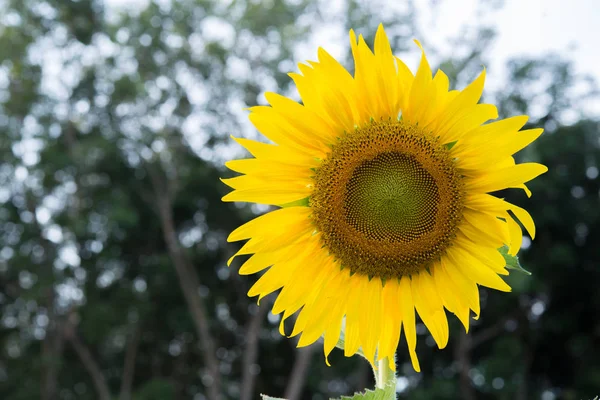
[103,0,600,116]
[420,0,599,59]
[289,0,600,119]
[482,0,597,69]
[104,0,599,73]
[416,0,600,89]
[413,0,600,117]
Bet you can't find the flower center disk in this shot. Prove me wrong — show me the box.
[311,120,465,279]
[345,151,439,241]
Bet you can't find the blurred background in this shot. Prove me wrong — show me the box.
[1,0,599,399]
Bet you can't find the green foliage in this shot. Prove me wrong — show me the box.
[260,381,396,400]
[499,246,531,275]
[134,379,176,400]
[0,0,599,399]
[280,197,310,208]
[335,382,396,400]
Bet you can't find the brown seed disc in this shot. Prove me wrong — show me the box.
[310,119,465,279]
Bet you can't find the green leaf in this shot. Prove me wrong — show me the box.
[332,381,396,400]
[335,329,366,359]
[279,197,310,207]
[444,140,458,150]
[260,395,288,400]
[499,245,531,275]
[133,378,175,400]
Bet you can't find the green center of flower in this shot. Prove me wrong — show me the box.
[310,120,464,280]
[344,152,439,242]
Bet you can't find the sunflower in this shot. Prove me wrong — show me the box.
[222,24,546,372]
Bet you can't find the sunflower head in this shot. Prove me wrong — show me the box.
[311,119,465,279]
[222,24,547,372]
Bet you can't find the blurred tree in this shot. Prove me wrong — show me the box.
[0,1,598,400]
[0,0,322,398]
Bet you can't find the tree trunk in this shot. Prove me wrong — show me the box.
[119,323,141,400]
[240,302,270,400]
[68,332,111,400]
[455,330,476,400]
[284,345,314,400]
[148,166,222,400]
[41,307,65,400]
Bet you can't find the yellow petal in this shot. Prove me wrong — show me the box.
[228,207,311,242]
[464,193,536,241]
[457,128,543,169]
[398,276,420,372]
[344,276,366,357]
[429,70,455,117]
[226,211,313,265]
[358,277,383,362]
[238,245,298,275]
[297,297,339,347]
[429,69,490,141]
[439,103,498,143]
[519,183,532,198]
[298,269,350,348]
[372,24,401,118]
[344,318,361,358]
[265,92,338,145]
[248,256,304,300]
[506,215,523,256]
[378,280,402,370]
[249,238,327,302]
[464,193,535,240]
[440,256,480,318]
[466,163,548,193]
[225,158,310,176]
[350,30,382,121]
[323,305,345,366]
[447,69,486,110]
[290,48,358,132]
[228,234,304,265]
[272,242,334,315]
[463,115,529,145]
[460,210,508,249]
[456,116,529,159]
[222,187,311,205]
[456,238,508,276]
[231,136,320,168]
[446,246,512,292]
[403,40,434,127]
[464,193,509,214]
[507,201,536,239]
[412,270,449,349]
[248,107,327,158]
[278,308,294,336]
[220,175,310,192]
[394,55,415,111]
[432,264,470,332]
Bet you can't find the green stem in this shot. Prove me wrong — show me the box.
[375,358,395,389]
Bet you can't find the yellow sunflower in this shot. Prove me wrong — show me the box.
[222,24,546,372]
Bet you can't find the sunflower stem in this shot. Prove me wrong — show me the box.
[375,357,395,390]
